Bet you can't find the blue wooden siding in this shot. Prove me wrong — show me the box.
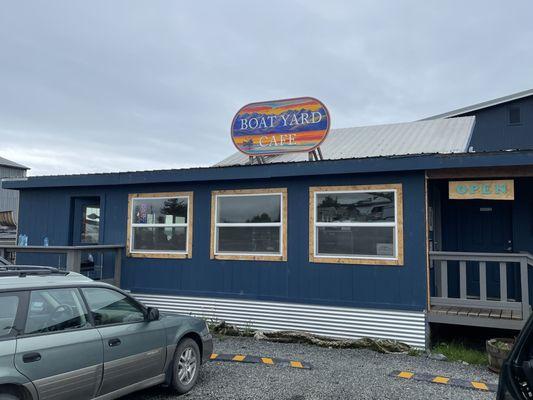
[16,171,428,312]
[462,96,533,152]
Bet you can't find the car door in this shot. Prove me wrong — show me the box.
[0,291,27,386]
[14,287,103,400]
[80,286,166,396]
[498,313,533,399]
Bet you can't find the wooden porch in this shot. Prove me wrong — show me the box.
[0,244,124,287]
[428,251,533,329]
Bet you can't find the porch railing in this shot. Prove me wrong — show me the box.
[430,251,533,327]
[0,245,124,287]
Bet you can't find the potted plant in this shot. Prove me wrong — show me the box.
[486,338,515,373]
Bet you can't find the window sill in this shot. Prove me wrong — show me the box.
[211,253,287,262]
[309,254,403,266]
[127,251,191,259]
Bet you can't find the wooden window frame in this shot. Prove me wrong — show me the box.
[210,188,287,262]
[127,192,193,259]
[309,184,404,266]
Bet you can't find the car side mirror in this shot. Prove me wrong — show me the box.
[146,307,160,322]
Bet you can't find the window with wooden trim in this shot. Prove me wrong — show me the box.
[211,189,287,261]
[309,184,403,265]
[127,192,193,259]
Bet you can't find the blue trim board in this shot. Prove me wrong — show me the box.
[3,150,533,190]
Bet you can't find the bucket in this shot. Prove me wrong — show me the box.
[486,338,514,373]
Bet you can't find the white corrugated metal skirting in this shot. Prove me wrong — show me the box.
[134,293,427,348]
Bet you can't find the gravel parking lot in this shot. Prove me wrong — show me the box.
[123,336,498,400]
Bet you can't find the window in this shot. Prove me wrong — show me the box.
[81,203,100,244]
[309,184,404,265]
[127,192,193,258]
[81,287,145,326]
[25,288,90,334]
[508,106,521,125]
[211,189,287,261]
[0,293,21,338]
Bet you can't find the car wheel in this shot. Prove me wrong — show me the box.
[171,338,201,395]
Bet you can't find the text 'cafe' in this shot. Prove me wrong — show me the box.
[5,92,533,349]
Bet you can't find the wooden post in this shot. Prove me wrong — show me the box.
[66,250,81,273]
[479,261,487,301]
[499,262,507,302]
[114,248,122,288]
[521,258,530,320]
[459,261,467,299]
[440,260,448,298]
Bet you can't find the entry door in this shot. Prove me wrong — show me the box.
[80,287,166,396]
[72,197,101,245]
[15,288,103,400]
[455,200,513,298]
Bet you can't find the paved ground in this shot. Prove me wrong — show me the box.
[123,336,499,400]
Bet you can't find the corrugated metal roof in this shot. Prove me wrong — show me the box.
[0,156,28,170]
[423,88,533,120]
[215,116,475,167]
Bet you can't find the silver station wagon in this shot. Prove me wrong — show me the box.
[0,266,213,400]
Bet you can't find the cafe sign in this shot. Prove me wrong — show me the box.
[449,179,514,200]
[231,97,330,156]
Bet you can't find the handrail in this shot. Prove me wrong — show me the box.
[0,244,124,251]
[430,251,532,263]
[430,250,532,322]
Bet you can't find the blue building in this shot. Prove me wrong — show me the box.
[3,90,533,348]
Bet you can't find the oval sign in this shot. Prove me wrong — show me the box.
[231,97,330,156]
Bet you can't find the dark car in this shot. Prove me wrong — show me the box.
[0,266,213,400]
[498,312,533,399]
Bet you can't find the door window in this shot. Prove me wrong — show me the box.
[81,287,145,326]
[0,293,21,338]
[24,288,90,334]
[81,204,100,244]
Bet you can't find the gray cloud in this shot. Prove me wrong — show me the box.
[1,0,532,175]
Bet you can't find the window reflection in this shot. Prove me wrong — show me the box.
[133,198,188,224]
[317,192,394,223]
[81,205,100,244]
[217,195,280,223]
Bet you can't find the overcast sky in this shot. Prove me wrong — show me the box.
[1,1,532,176]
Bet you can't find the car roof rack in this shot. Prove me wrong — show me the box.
[0,266,69,277]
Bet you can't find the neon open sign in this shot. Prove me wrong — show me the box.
[231,97,330,156]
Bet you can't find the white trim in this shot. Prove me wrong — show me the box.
[129,195,191,254]
[313,189,399,261]
[214,192,284,257]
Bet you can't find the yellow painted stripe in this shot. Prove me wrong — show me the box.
[210,353,218,360]
[232,354,246,362]
[261,357,274,365]
[397,371,414,379]
[432,376,449,384]
[290,361,303,368]
[471,381,489,391]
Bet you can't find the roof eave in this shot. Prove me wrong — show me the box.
[2,150,533,190]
